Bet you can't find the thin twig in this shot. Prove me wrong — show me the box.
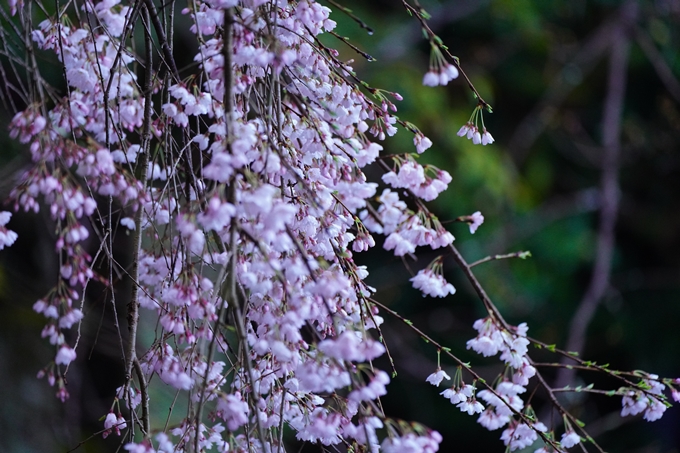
[634,25,680,103]
[123,2,154,437]
[143,0,180,81]
[193,11,235,450]
[468,251,531,268]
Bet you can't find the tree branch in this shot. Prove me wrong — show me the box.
[123,3,153,438]
[634,25,680,103]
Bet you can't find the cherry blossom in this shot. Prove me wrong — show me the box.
[426,368,452,387]
[500,421,547,451]
[0,212,18,250]
[469,211,485,234]
[55,345,77,366]
[422,45,459,87]
[411,268,456,298]
[560,430,581,448]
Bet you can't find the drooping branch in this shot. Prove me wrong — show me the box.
[123,2,153,437]
[142,0,180,82]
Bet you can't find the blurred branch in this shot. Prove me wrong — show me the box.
[123,3,153,437]
[554,1,637,390]
[634,25,680,103]
[507,13,617,164]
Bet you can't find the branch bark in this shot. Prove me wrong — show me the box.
[123,3,153,438]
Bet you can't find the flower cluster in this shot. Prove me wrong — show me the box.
[463,318,550,449]
[457,122,495,146]
[441,384,485,415]
[423,64,459,87]
[620,377,667,422]
[0,212,18,250]
[411,268,456,298]
[103,411,127,439]
[382,159,452,202]
[422,44,459,87]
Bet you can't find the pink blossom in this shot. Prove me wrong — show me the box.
[643,398,667,421]
[58,309,84,329]
[478,407,510,431]
[621,390,648,417]
[500,421,546,451]
[410,268,456,298]
[457,399,484,415]
[348,371,390,402]
[441,384,480,413]
[442,63,459,81]
[423,71,439,87]
[381,430,442,453]
[457,123,472,137]
[0,211,18,250]
[426,368,451,387]
[120,217,135,230]
[472,130,482,145]
[481,128,495,145]
[123,442,155,453]
[414,133,433,154]
[6,1,658,452]
[8,0,22,16]
[672,389,680,402]
[55,345,77,365]
[103,412,117,430]
[382,161,426,189]
[469,211,484,234]
[561,430,581,448]
[318,331,385,362]
[477,390,524,418]
[384,231,417,256]
[217,392,250,430]
[467,335,500,357]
